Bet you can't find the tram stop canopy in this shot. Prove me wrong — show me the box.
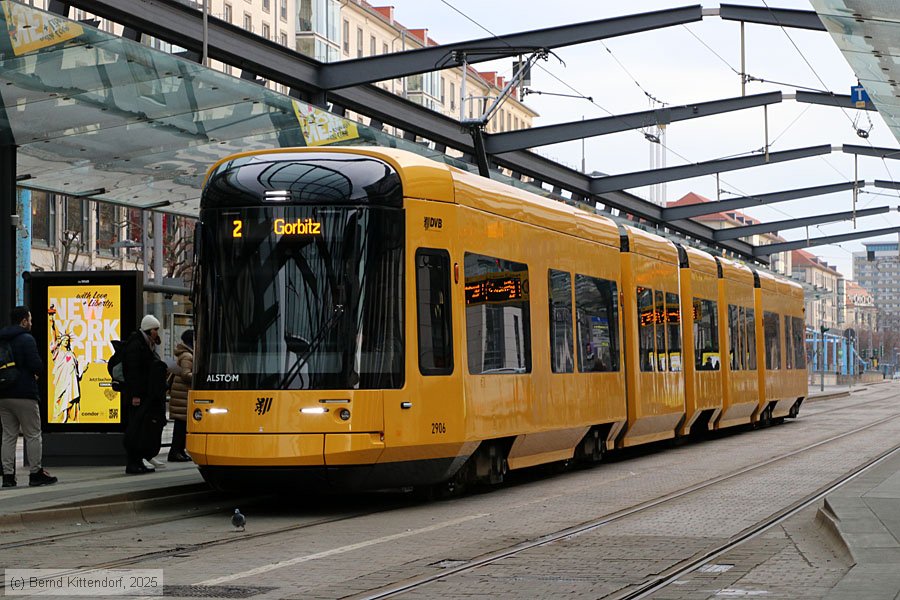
[0,1,480,218]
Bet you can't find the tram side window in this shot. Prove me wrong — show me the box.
[665,292,682,372]
[416,249,453,376]
[784,315,793,369]
[638,286,656,372]
[764,311,781,370]
[655,291,667,371]
[575,274,620,372]
[694,298,719,370]
[729,304,742,370]
[792,316,807,369]
[464,252,532,374]
[746,308,758,370]
[549,269,574,373]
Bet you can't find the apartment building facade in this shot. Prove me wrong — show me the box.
[853,241,900,331]
[791,249,843,332]
[666,193,792,276]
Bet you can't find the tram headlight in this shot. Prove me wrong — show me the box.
[339,408,351,421]
[193,409,203,422]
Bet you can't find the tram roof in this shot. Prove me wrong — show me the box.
[682,245,719,277]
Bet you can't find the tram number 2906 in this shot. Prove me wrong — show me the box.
[431,422,446,434]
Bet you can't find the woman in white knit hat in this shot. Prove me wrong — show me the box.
[121,314,168,474]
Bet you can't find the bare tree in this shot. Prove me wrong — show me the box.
[54,229,82,271]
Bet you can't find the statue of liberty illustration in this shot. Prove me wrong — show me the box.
[48,304,88,423]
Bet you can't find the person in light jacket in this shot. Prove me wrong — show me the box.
[167,329,193,462]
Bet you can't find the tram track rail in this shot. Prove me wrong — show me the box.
[1,386,894,594]
[616,440,900,600]
[350,406,900,599]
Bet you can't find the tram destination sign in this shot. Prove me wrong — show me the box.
[465,272,530,306]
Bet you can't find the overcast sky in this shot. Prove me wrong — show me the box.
[382,0,898,278]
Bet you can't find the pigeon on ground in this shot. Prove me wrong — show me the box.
[232,508,246,531]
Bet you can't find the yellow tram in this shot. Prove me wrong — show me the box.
[186,146,807,490]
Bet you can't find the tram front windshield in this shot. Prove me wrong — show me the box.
[195,205,404,391]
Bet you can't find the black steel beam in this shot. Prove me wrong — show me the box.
[590,145,833,195]
[843,144,900,160]
[714,206,892,241]
[663,181,863,220]
[319,5,704,89]
[875,180,900,190]
[754,225,900,257]
[62,0,758,261]
[719,4,825,31]
[795,91,876,111]
[488,148,755,257]
[485,92,782,154]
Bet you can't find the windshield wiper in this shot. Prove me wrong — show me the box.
[279,304,344,389]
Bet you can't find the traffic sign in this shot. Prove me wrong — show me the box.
[851,85,870,108]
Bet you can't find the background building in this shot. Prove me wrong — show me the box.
[853,241,900,332]
[666,193,792,276]
[791,249,844,332]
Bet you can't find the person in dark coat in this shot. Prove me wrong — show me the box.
[122,314,167,475]
[0,306,57,487]
[167,329,193,462]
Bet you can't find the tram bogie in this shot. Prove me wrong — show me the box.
[187,146,808,492]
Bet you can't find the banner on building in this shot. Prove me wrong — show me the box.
[25,271,142,432]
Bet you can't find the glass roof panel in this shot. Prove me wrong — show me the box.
[812,2,900,146]
[0,0,565,220]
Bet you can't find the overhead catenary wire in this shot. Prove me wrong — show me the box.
[434,0,896,257]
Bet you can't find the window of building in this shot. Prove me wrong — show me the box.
[383,42,388,55]
[440,77,445,104]
[342,19,349,53]
[575,274,619,372]
[65,197,88,250]
[262,0,270,11]
[763,311,781,369]
[416,249,453,375]
[548,269,573,374]
[281,0,287,20]
[465,253,531,374]
[30,190,55,247]
[638,286,656,372]
[223,3,232,23]
[96,202,118,257]
[356,27,363,58]
[370,35,376,56]
[127,208,143,248]
[243,12,252,33]
[280,31,288,47]
[261,22,270,40]
[450,82,456,111]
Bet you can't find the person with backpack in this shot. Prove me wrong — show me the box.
[122,314,168,475]
[0,306,57,488]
